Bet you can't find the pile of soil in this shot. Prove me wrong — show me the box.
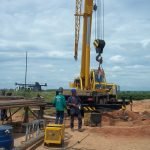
[102,110,150,126]
[101,99,150,127]
[91,100,150,137]
[90,125,150,137]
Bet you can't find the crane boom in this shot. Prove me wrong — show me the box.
[69,0,118,102]
[74,0,82,60]
[65,0,120,112]
[75,0,93,90]
[81,0,93,90]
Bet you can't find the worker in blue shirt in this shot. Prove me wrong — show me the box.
[67,89,82,131]
[53,87,66,124]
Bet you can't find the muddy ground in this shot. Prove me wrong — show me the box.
[10,99,150,150]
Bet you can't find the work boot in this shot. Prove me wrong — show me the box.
[78,128,83,132]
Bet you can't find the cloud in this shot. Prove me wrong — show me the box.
[40,64,54,68]
[109,55,125,63]
[0,0,150,91]
[141,39,150,48]
[47,51,72,59]
[125,65,146,69]
[145,55,150,59]
[111,66,122,72]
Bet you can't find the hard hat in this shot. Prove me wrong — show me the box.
[71,89,76,93]
[58,87,63,93]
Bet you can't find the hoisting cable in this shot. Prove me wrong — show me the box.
[93,0,106,84]
[93,0,97,39]
[93,0,105,67]
[93,1,97,38]
[102,0,105,40]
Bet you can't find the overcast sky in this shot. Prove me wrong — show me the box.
[0,0,150,91]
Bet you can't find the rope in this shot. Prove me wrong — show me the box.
[94,4,96,39]
[44,134,90,150]
[102,0,104,40]
[94,0,104,40]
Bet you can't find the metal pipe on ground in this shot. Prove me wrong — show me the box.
[15,133,44,150]
[43,115,56,120]
[44,134,90,150]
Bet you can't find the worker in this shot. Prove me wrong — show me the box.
[67,89,82,132]
[53,87,66,124]
[1,109,8,121]
[129,96,133,111]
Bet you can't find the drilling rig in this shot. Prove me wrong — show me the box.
[64,0,120,110]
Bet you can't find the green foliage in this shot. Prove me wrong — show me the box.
[118,91,150,100]
[1,89,150,101]
[40,91,55,102]
[12,90,56,102]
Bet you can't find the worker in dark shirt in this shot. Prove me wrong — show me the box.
[67,89,82,131]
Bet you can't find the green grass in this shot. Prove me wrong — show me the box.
[1,89,150,101]
[4,89,56,102]
[118,91,150,100]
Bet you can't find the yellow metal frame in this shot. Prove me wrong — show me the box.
[71,0,118,98]
[74,0,93,90]
[44,124,64,145]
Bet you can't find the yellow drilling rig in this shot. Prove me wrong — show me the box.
[64,0,120,110]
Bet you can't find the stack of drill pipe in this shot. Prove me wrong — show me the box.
[15,133,44,150]
[0,99,46,109]
[0,96,24,100]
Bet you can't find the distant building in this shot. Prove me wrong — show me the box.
[15,82,47,91]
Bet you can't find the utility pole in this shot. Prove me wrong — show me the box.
[25,51,28,90]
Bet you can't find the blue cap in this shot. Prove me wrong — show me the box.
[71,89,76,93]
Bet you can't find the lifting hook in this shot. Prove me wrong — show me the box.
[93,39,105,65]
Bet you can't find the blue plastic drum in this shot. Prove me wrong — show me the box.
[0,125,14,150]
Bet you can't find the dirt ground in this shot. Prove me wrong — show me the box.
[35,99,150,150]
[10,99,150,150]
